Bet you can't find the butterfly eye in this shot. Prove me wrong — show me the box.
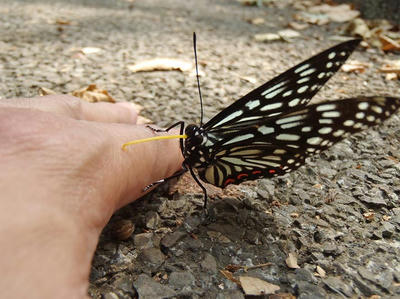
[185,124,204,145]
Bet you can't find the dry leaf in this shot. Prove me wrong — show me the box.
[379,35,400,51]
[278,29,301,41]
[296,4,359,25]
[285,253,300,269]
[254,33,281,42]
[128,58,193,73]
[71,84,116,103]
[382,215,391,221]
[308,4,359,23]
[385,73,398,81]
[55,19,71,25]
[248,17,265,25]
[220,270,241,285]
[363,211,375,221]
[38,87,57,96]
[379,60,400,74]
[316,265,326,278]
[341,60,370,73]
[345,18,372,39]
[81,47,102,54]
[288,21,309,31]
[254,30,300,43]
[239,276,280,295]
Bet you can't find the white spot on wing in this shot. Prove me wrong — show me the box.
[289,98,300,107]
[276,115,304,124]
[328,52,336,59]
[343,120,355,126]
[297,85,308,93]
[260,102,283,111]
[276,134,300,141]
[307,137,323,145]
[245,99,260,110]
[316,104,336,111]
[294,63,310,74]
[318,127,332,134]
[223,133,254,145]
[258,126,274,135]
[261,81,287,96]
[322,111,340,118]
[213,110,243,127]
[264,87,286,99]
[300,68,316,77]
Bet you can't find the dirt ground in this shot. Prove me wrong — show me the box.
[1,0,400,298]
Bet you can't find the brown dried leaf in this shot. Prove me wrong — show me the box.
[248,17,265,25]
[288,21,309,31]
[220,270,241,285]
[71,84,116,103]
[128,58,193,73]
[168,172,247,200]
[308,4,359,23]
[363,211,375,221]
[80,47,102,55]
[379,35,400,51]
[225,264,242,272]
[38,87,57,96]
[285,253,300,269]
[341,60,370,73]
[345,18,372,39]
[239,276,280,295]
[316,265,326,278]
[379,60,400,74]
[55,19,71,25]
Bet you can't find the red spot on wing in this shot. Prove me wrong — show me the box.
[269,169,276,174]
[237,173,249,180]
[224,178,235,187]
[252,170,262,175]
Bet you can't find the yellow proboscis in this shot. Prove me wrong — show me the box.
[122,134,188,151]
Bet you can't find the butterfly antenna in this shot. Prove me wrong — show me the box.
[193,32,204,126]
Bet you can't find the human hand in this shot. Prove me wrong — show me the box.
[0,95,183,298]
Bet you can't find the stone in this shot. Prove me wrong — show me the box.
[200,253,218,273]
[161,230,187,249]
[381,222,395,238]
[169,271,195,289]
[140,248,166,268]
[134,233,154,249]
[324,276,353,297]
[133,274,176,299]
[216,290,245,299]
[145,211,161,229]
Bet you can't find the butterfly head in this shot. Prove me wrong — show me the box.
[183,124,209,167]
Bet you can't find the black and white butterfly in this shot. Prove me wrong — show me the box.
[138,35,400,206]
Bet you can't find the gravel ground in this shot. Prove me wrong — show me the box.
[1,1,400,298]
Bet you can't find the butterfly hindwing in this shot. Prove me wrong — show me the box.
[199,97,400,187]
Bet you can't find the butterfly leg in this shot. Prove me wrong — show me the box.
[146,121,185,133]
[143,166,187,191]
[187,165,209,210]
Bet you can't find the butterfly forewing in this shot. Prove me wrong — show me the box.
[204,39,361,132]
[198,97,400,187]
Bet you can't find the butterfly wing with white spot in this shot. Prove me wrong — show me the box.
[198,97,400,187]
[204,39,361,132]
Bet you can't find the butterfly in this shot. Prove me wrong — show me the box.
[124,34,400,207]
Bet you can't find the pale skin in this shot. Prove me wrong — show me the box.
[0,95,183,298]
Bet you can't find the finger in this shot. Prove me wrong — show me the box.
[1,95,138,124]
[92,123,184,210]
